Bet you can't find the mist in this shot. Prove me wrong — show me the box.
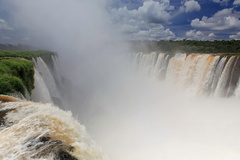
[4,0,240,160]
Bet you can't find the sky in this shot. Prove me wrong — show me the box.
[0,0,240,44]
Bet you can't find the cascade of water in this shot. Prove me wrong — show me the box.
[225,57,240,97]
[31,68,53,103]
[51,55,63,87]
[34,57,58,94]
[134,52,142,69]
[162,54,170,77]
[147,52,158,77]
[136,52,144,71]
[176,54,201,89]
[153,53,166,79]
[135,52,240,97]
[165,53,187,84]
[164,54,221,95]
[32,57,62,106]
[233,58,240,97]
[210,56,227,95]
[214,56,237,97]
[192,55,220,96]
[135,52,158,77]
[234,80,240,97]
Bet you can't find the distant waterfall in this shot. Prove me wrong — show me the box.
[134,52,240,97]
[31,56,63,106]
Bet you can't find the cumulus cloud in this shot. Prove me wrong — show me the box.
[0,19,12,30]
[191,8,240,30]
[212,0,230,5]
[111,0,175,40]
[185,29,216,40]
[233,0,240,5]
[208,32,216,38]
[118,20,176,40]
[112,0,174,24]
[229,32,240,39]
[183,0,201,13]
[133,26,175,40]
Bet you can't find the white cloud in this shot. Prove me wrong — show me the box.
[212,0,230,5]
[185,30,216,40]
[0,19,13,30]
[191,8,240,30]
[229,32,240,39]
[118,20,176,40]
[111,0,176,40]
[133,27,175,40]
[112,0,174,24]
[184,0,201,13]
[208,33,216,38]
[233,0,240,5]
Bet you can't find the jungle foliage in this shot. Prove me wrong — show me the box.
[130,40,240,54]
[0,58,34,95]
[0,50,55,60]
[0,50,55,96]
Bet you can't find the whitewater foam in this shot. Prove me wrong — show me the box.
[0,95,105,160]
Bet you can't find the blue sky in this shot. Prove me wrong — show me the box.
[109,0,240,40]
[0,0,240,44]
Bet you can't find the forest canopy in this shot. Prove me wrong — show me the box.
[129,40,240,54]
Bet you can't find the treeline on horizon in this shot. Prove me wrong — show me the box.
[0,43,36,50]
[129,40,240,54]
[2,40,240,54]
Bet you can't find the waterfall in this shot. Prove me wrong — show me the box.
[31,68,52,103]
[31,56,63,106]
[214,56,236,97]
[135,52,240,97]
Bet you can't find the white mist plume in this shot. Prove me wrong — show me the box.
[4,0,130,107]
[4,1,240,160]
[5,0,115,49]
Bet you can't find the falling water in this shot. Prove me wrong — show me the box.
[33,57,59,98]
[31,68,52,103]
[135,52,240,97]
[214,56,236,97]
[31,56,63,106]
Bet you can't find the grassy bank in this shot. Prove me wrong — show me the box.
[0,50,55,96]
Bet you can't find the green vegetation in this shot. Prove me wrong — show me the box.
[0,74,26,95]
[0,58,34,95]
[0,50,55,96]
[130,40,240,55]
[0,50,55,60]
